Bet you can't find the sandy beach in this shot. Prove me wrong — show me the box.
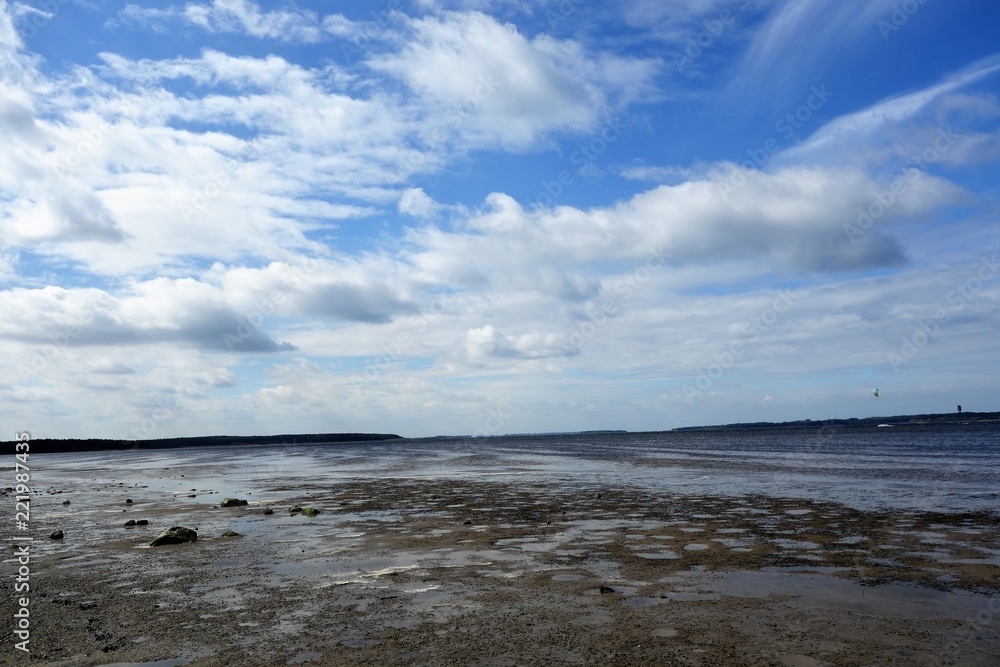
[13,471,1000,667]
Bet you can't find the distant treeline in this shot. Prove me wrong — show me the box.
[4,432,403,455]
[673,411,1000,431]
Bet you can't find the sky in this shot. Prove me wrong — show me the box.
[1,0,998,440]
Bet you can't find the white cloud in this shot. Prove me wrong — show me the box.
[778,53,1000,168]
[119,0,326,43]
[458,324,579,364]
[398,187,441,218]
[732,0,897,93]
[411,165,961,277]
[370,11,660,150]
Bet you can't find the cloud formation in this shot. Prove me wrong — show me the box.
[0,0,997,439]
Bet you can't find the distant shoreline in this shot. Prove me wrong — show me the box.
[670,410,1000,431]
[6,411,998,454]
[4,432,403,454]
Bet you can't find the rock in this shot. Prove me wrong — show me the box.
[220,498,249,507]
[289,506,303,514]
[124,520,136,527]
[599,586,616,595]
[263,508,274,515]
[50,530,64,540]
[301,507,320,517]
[149,526,198,547]
[136,519,149,526]
[62,500,71,505]
[222,530,240,537]
[462,519,473,525]
[126,499,134,504]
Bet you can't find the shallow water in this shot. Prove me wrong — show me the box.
[33,423,1000,513]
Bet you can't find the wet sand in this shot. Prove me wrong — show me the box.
[15,476,1000,666]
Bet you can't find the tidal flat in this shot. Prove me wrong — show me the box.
[16,470,1000,667]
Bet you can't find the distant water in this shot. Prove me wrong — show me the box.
[38,423,1000,513]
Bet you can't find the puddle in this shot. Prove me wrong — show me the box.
[712,538,752,548]
[657,590,721,601]
[650,627,679,638]
[96,660,191,667]
[683,543,708,551]
[697,571,996,620]
[286,651,322,664]
[635,550,681,560]
[772,539,821,550]
[623,596,663,607]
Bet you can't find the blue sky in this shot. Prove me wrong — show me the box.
[1,0,998,439]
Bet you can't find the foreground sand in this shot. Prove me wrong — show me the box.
[15,476,1000,666]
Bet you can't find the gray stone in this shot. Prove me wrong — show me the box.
[149,526,198,547]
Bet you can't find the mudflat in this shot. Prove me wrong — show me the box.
[16,477,1000,666]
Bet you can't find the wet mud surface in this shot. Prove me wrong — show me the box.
[10,477,1000,666]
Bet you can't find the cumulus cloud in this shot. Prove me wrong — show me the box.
[458,324,579,364]
[0,283,296,354]
[398,187,441,218]
[370,11,660,150]
[411,165,962,276]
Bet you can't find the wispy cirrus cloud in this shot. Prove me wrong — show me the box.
[778,52,1000,168]
[116,0,326,42]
